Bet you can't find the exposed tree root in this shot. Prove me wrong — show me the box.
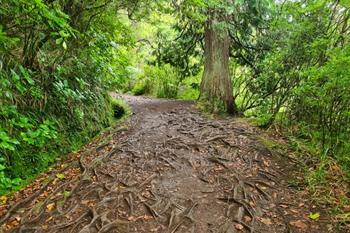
[1,96,316,233]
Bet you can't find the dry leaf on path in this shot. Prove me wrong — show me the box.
[46,203,55,212]
[260,218,272,225]
[244,215,252,222]
[290,220,308,230]
[143,215,153,220]
[0,196,8,205]
[234,223,244,230]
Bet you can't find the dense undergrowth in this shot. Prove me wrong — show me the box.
[0,0,137,194]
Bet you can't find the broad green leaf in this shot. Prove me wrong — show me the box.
[309,212,320,220]
[62,41,67,50]
[56,173,65,179]
[56,38,63,45]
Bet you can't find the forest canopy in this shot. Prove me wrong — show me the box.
[0,0,350,218]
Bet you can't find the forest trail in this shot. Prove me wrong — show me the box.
[1,96,335,233]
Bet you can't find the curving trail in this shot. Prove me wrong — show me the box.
[0,95,335,233]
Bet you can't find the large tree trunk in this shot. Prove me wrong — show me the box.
[199,10,238,115]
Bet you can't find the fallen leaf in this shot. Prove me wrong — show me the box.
[290,220,308,229]
[143,215,153,220]
[46,216,53,222]
[46,203,55,212]
[263,160,270,167]
[81,200,89,205]
[244,215,252,222]
[309,212,320,220]
[56,173,65,179]
[290,209,298,214]
[260,218,272,225]
[0,196,8,205]
[7,219,19,227]
[150,226,161,232]
[234,223,244,230]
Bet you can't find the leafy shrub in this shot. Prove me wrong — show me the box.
[0,157,21,195]
[131,64,180,98]
[132,77,153,96]
[0,63,115,192]
[177,71,202,100]
[235,1,350,178]
[111,98,130,120]
[290,46,350,163]
[0,0,136,193]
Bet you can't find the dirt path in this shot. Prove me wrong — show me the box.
[0,96,338,233]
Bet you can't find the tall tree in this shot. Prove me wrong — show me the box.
[200,7,236,114]
[157,0,272,114]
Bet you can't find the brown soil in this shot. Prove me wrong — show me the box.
[0,95,344,233]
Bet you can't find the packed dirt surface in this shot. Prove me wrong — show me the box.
[0,95,341,233]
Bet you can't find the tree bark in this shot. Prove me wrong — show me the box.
[200,9,238,115]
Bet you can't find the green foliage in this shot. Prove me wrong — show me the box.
[178,71,202,100]
[132,75,154,96]
[0,157,21,195]
[294,46,350,149]
[0,0,140,194]
[110,98,131,120]
[130,63,201,101]
[154,65,179,98]
[20,121,57,147]
[227,0,350,176]
[131,64,180,98]
[306,161,327,187]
